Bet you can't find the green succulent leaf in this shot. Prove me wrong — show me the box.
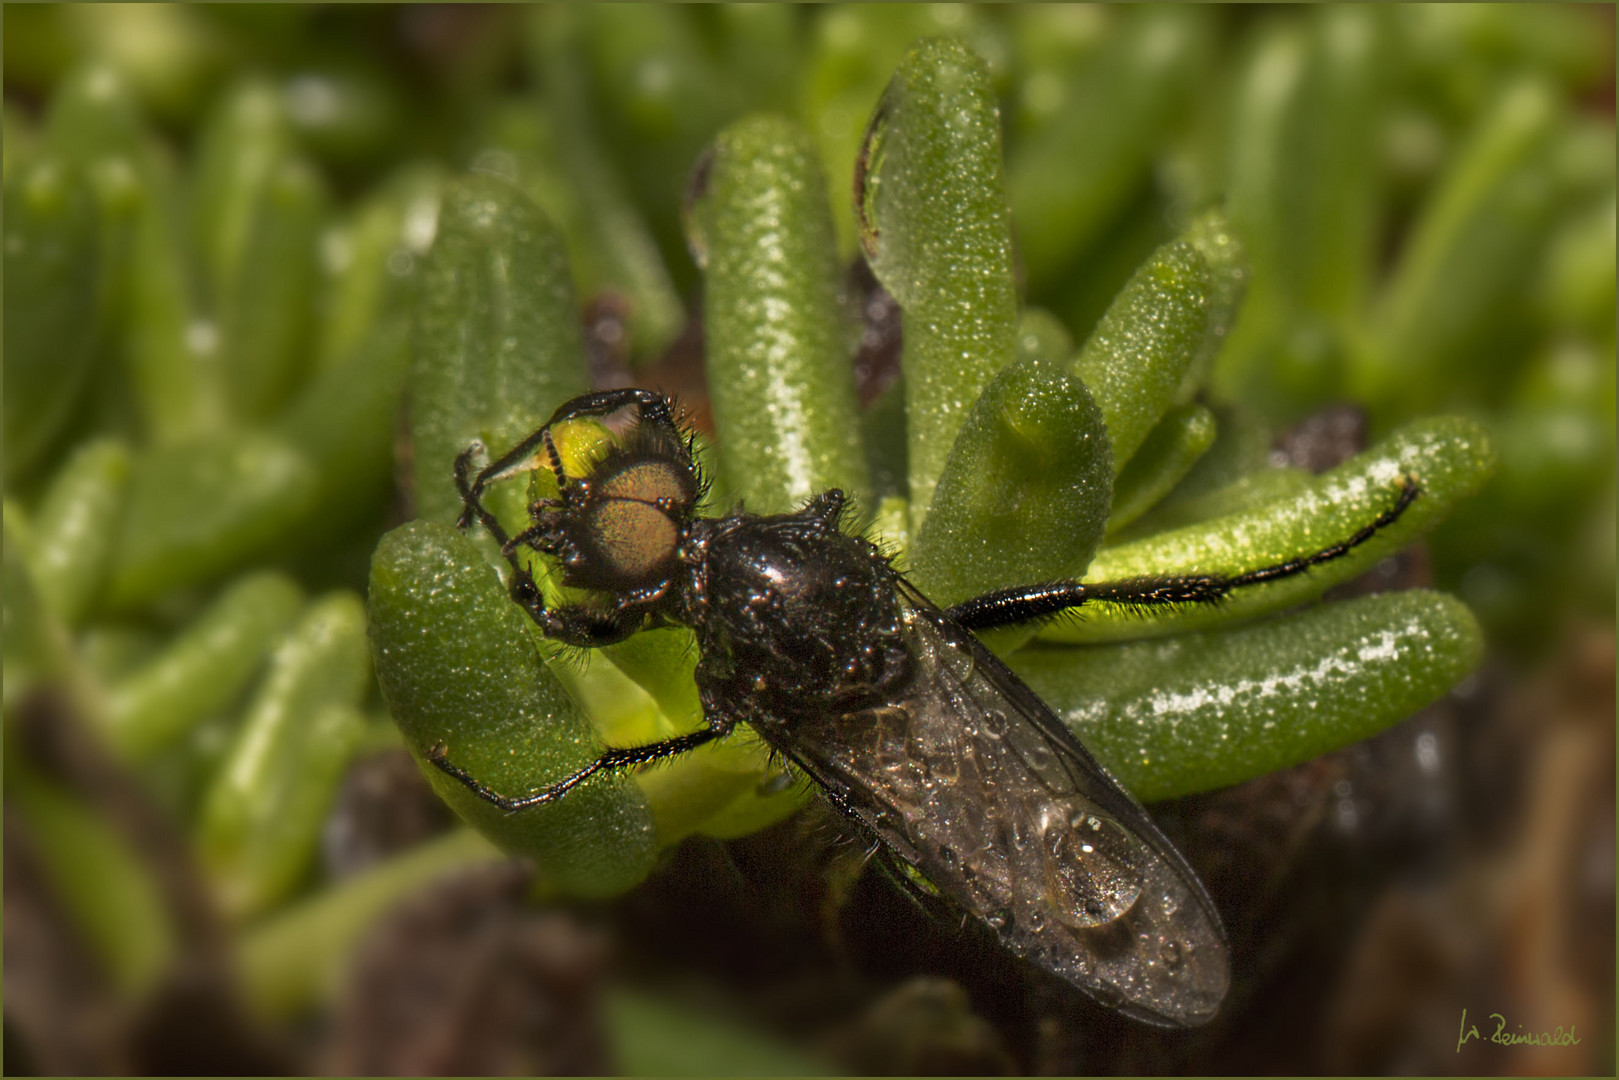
[367,521,658,896]
[3,155,103,487]
[107,430,318,610]
[238,828,504,1019]
[4,764,179,996]
[1043,415,1495,642]
[1357,77,1567,421]
[102,570,305,758]
[1013,589,1484,801]
[2,504,75,707]
[196,592,371,920]
[1014,307,1076,366]
[275,316,411,550]
[909,355,1112,609]
[312,163,443,374]
[689,113,870,514]
[525,9,683,362]
[1107,404,1218,535]
[411,173,590,525]
[1072,237,1213,473]
[25,436,132,625]
[856,36,1019,528]
[1007,5,1211,289]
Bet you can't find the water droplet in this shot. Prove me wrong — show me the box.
[1027,910,1046,931]
[982,709,1007,736]
[985,908,1013,931]
[1010,819,1030,851]
[1159,940,1183,971]
[1161,892,1180,916]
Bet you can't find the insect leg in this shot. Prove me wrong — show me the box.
[541,387,677,433]
[948,477,1422,631]
[456,390,681,533]
[427,724,732,812]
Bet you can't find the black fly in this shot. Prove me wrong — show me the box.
[430,388,1420,1027]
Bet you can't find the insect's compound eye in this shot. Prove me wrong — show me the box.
[593,458,692,508]
[587,498,679,582]
[580,456,694,585]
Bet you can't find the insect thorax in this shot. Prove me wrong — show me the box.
[686,512,908,714]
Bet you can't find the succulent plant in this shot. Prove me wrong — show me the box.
[3,5,1609,1073]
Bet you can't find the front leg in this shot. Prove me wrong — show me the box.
[500,564,647,648]
[428,651,745,813]
[456,389,683,535]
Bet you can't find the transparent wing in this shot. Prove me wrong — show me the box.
[786,582,1229,1026]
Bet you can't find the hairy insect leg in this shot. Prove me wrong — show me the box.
[542,387,678,433]
[947,477,1422,631]
[493,566,648,647]
[427,725,732,812]
[429,671,750,813]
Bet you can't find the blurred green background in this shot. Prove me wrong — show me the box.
[4,5,1612,1075]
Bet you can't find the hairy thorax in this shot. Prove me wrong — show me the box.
[682,514,908,716]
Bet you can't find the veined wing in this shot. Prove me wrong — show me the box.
[787,580,1229,1027]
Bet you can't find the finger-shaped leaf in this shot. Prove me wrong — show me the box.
[218,155,327,422]
[1118,404,1279,539]
[1225,9,1386,325]
[1072,238,1212,471]
[1118,466,1313,546]
[572,4,742,288]
[1042,415,1495,643]
[688,113,869,514]
[238,828,504,1019]
[412,174,590,524]
[276,316,411,550]
[189,80,294,305]
[910,355,1112,609]
[102,571,305,758]
[1012,590,1483,801]
[1535,187,1615,339]
[856,36,1018,528]
[4,765,179,996]
[1015,307,1075,366]
[1356,77,1565,421]
[526,10,683,362]
[1106,404,1216,535]
[313,164,443,373]
[94,127,218,445]
[25,437,132,626]
[196,593,371,920]
[1007,5,1210,288]
[3,156,102,487]
[1177,207,1247,404]
[107,430,317,610]
[2,505,73,707]
[368,521,658,896]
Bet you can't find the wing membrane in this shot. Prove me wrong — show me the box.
[787,582,1229,1026]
